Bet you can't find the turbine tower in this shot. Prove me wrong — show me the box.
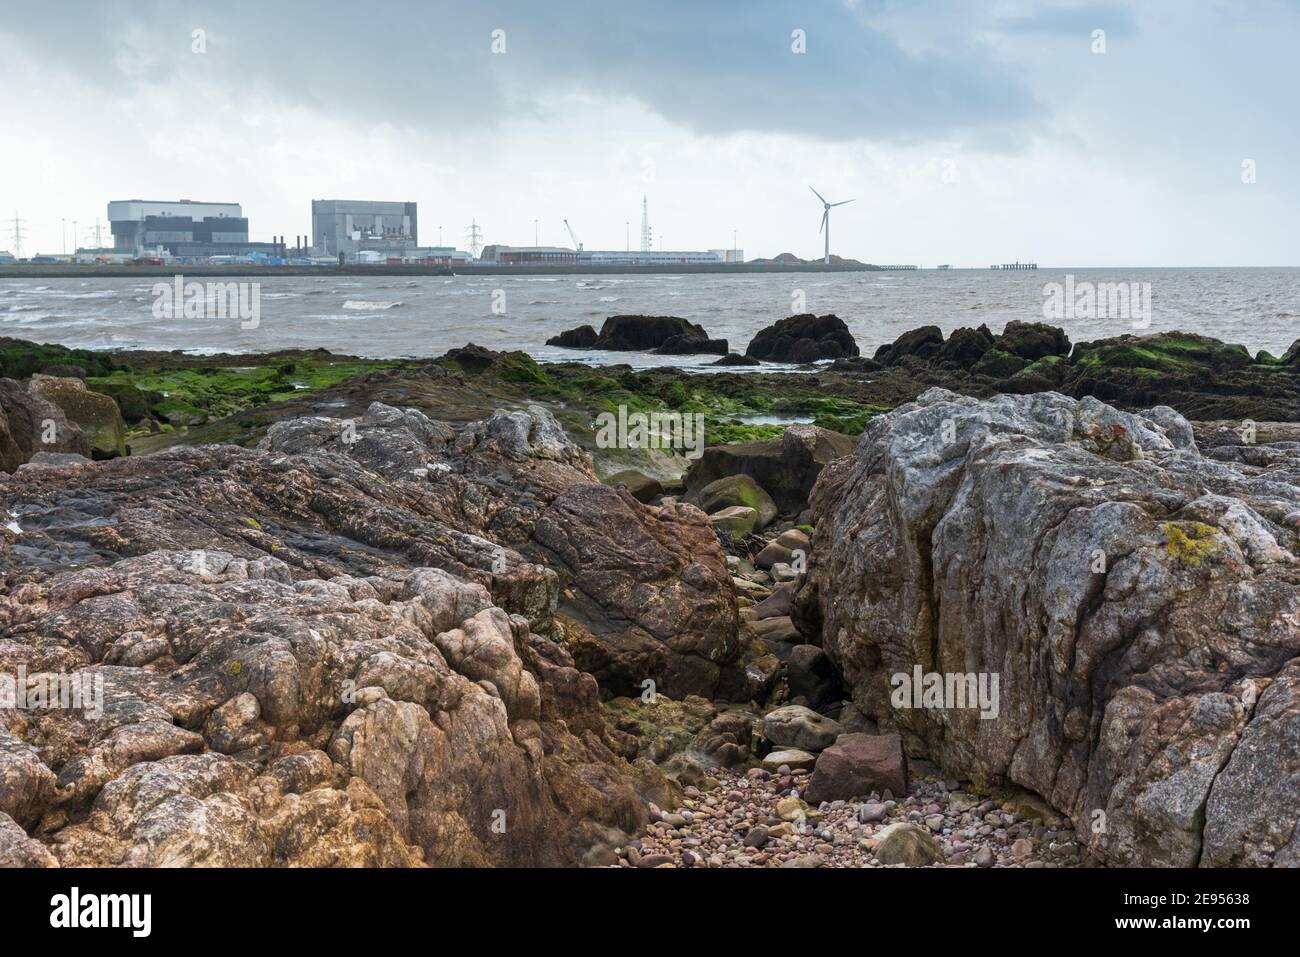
[810,186,854,265]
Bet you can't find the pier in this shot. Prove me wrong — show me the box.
[990,262,1037,270]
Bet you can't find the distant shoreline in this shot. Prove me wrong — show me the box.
[0,263,890,279]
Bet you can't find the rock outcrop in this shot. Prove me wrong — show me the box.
[745,314,859,364]
[799,388,1300,866]
[866,324,1300,421]
[534,483,741,698]
[28,374,126,459]
[0,378,91,473]
[549,316,725,355]
[0,400,747,866]
[684,425,855,516]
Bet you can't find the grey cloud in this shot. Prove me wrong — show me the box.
[2,0,1043,144]
[995,1,1139,36]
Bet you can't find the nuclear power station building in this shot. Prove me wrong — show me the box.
[106,199,287,259]
[311,199,419,260]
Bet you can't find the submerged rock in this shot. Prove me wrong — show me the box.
[550,315,723,354]
[545,325,599,348]
[712,353,762,367]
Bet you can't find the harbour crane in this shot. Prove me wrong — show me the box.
[563,218,583,252]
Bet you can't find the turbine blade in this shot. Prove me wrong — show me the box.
[832,199,855,207]
[819,209,828,233]
[809,186,828,204]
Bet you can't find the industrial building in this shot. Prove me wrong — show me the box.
[478,245,580,266]
[580,248,736,266]
[474,245,740,266]
[375,247,470,266]
[311,200,418,260]
[107,199,282,259]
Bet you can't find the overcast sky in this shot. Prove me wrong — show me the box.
[2,0,1296,265]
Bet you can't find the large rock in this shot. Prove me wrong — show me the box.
[28,374,126,459]
[603,469,664,503]
[1063,332,1292,420]
[551,315,723,354]
[762,705,843,752]
[873,326,944,366]
[533,483,741,699]
[0,377,90,472]
[1200,659,1300,867]
[684,425,855,516]
[994,320,1071,361]
[937,325,996,368]
[691,474,778,530]
[546,325,598,348]
[0,401,683,866]
[804,733,907,803]
[744,314,859,363]
[785,644,840,710]
[0,811,56,867]
[0,727,58,828]
[801,387,1300,866]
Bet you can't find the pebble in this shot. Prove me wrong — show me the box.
[613,768,1074,869]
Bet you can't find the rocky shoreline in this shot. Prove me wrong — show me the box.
[620,766,1080,868]
[2,317,1299,868]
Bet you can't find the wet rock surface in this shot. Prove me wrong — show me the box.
[549,315,725,355]
[745,314,860,364]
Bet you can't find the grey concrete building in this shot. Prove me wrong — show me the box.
[311,199,418,259]
[108,199,247,253]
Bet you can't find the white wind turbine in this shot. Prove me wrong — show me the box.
[810,186,854,265]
